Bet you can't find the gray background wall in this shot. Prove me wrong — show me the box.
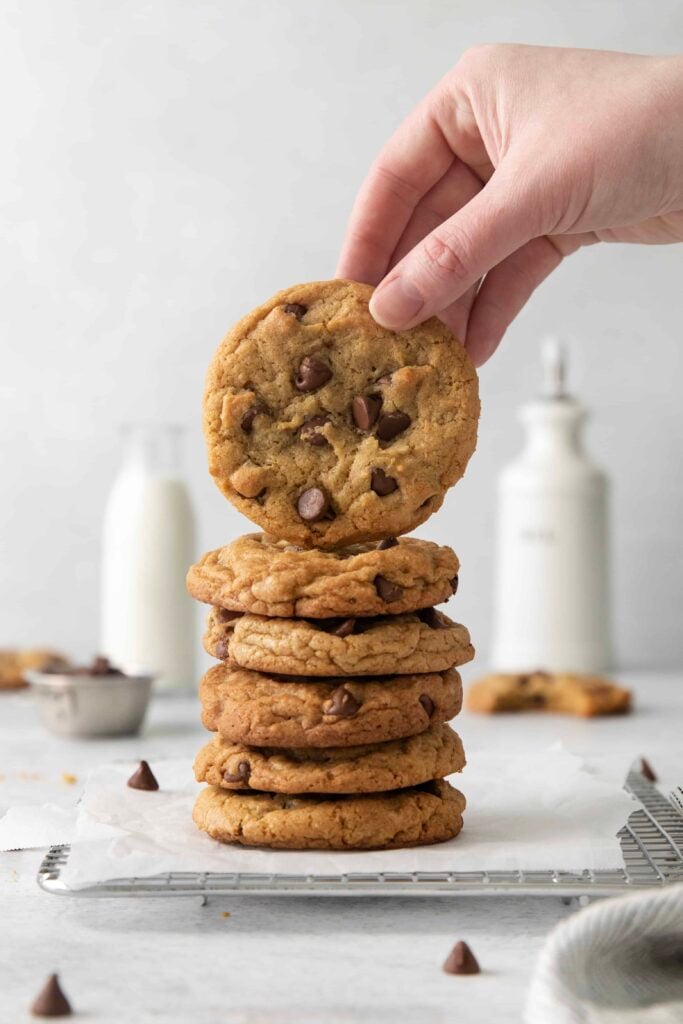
[1,0,681,669]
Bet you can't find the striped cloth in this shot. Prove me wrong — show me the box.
[525,883,683,1023]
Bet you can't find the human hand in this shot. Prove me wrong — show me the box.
[337,45,683,365]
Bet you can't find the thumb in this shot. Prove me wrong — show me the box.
[369,164,541,330]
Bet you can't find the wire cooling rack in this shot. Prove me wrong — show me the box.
[37,764,683,899]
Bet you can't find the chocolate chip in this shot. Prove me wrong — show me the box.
[300,414,331,446]
[215,608,241,624]
[61,655,123,677]
[371,468,398,496]
[417,608,447,630]
[516,674,531,687]
[324,685,361,718]
[30,973,72,1017]
[529,694,546,706]
[376,411,411,442]
[240,402,266,433]
[318,618,357,637]
[374,574,403,603]
[126,760,159,791]
[451,575,459,594]
[351,394,383,431]
[419,694,435,718]
[297,486,331,522]
[443,941,481,976]
[224,760,251,785]
[641,758,657,783]
[295,355,332,392]
[214,640,229,660]
[283,302,307,319]
[377,537,398,550]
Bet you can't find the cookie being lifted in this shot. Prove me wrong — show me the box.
[204,279,480,547]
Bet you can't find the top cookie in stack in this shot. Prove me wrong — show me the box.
[189,279,479,852]
[203,279,479,548]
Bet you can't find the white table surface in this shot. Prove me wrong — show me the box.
[0,671,681,1024]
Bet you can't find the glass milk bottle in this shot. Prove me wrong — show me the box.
[101,424,196,690]
[491,340,612,673]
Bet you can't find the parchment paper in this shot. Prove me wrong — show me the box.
[57,745,636,888]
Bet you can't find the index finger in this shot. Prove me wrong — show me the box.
[336,92,455,285]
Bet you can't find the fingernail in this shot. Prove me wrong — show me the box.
[370,275,424,329]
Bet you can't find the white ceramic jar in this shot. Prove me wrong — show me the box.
[491,340,612,673]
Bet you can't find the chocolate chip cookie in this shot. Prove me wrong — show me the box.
[467,671,632,717]
[0,649,67,689]
[203,279,479,547]
[200,664,462,747]
[187,532,460,618]
[194,723,465,794]
[203,606,474,676]
[193,779,466,850]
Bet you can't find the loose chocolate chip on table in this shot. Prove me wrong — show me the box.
[126,760,159,792]
[295,355,332,392]
[640,758,657,782]
[300,414,331,446]
[297,487,331,523]
[443,941,481,976]
[370,468,398,496]
[240,403,266,433]
[451,575,459,594]
[376,411,411,442]
[324,685,361,718]
[224,760,251,785]
[374,575,403,603]
[31,974,72,1017]
[351,394,383,431]
[377,537,398,550]
[417,608,448,630]
[283,302,307,319]
[419,694,435,718]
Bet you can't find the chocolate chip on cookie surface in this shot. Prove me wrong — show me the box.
[186,533,460,618]
[199,664,462,748]
[193,779,466,850]
[203,279,479,547]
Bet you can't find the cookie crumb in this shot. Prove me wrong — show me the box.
[60,773,78,786]
[221,911,231,918]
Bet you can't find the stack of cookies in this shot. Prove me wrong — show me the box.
[187,280,480,851]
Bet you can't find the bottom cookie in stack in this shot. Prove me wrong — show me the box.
[193,780,466,851]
